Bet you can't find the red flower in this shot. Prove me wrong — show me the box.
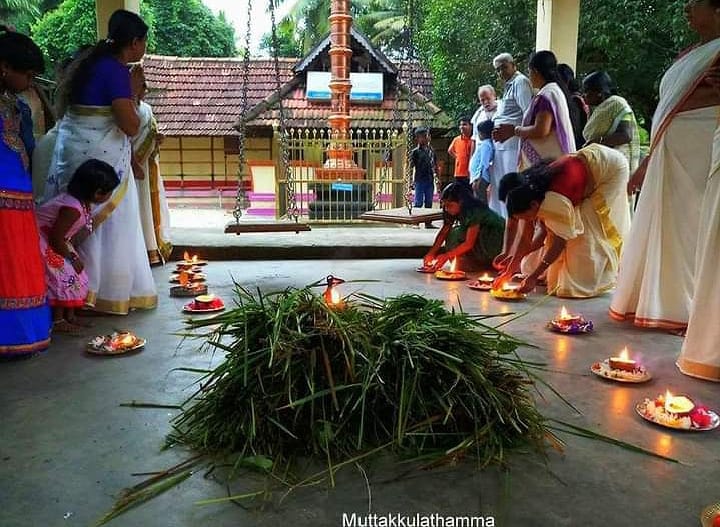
[690,406,712,428]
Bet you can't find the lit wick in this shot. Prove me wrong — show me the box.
[609,347,637,372]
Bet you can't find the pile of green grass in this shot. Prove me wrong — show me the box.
[169,285,549,472]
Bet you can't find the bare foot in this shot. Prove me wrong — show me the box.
[52,319,83,335]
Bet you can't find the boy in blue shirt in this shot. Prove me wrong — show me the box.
[470,119,494,205]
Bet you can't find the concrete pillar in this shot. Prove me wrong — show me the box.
[95,0,140,39]
[535,0,580,70]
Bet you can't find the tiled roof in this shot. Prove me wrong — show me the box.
[143,53,446,136]
[241,83,450,130]
[143,54,297,136]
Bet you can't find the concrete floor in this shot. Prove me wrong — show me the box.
[2,260,718,527]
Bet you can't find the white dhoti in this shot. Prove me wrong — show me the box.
[490,142,519,219]
[677,124,720,381]
[610,107,716,328]
[610,38,720,329]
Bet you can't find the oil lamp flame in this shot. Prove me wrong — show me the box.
[663,391,695,415]
[182,250,198,263]
[323,274,345,307]
[609,346,637,371]
[179,271,189,286]
[449,258,457,273]
[479,272,492,282]
[560,306,570,320]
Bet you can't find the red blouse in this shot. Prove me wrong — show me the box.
[548,155,588,206]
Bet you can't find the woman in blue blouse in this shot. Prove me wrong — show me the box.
[45,9,157,315]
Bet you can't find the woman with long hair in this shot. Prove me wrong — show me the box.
[493,144,630,298]
[0,28,51,357]
[494,50,576,170]
[423,182,505,272]
[43,9,157,315]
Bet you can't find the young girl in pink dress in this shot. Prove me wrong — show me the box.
[36,159,119,332]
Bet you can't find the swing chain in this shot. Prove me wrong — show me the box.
[232,0,254,224]
[401,0,418,215]
[269,0,299,223]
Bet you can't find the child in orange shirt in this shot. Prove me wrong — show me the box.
[447,116,475,186]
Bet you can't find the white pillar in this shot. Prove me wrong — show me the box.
[535,0,580,70]
[95,0,140,39]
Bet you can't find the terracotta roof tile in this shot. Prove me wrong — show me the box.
[142,53,447,136]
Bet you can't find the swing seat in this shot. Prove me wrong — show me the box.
[360,207,444,225]
[224,222,312,234]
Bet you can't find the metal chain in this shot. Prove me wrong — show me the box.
[232,0,254,224]
[269,0,299,222]
[401,0,416,214]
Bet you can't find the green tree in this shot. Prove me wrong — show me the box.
[576,0,693,128]
[146,0,235,57]
[417,0,535,120]
[0,0,38,20]
[260,18,302,58]
[31,0,236,77]
[417,0,695,129]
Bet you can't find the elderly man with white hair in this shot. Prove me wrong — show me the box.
[490,52,533,218]
[469,85,498,198]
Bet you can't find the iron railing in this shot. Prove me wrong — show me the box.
[272,127,411,223]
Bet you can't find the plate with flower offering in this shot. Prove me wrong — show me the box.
[590,359,651,383]
[173,265,203,274]
[490,285,526,301]
[547,308,594,334]
[86,331,146,355]
[170,283,208,298]
[467,273,494,291]
[700,502,720,527]
[434,269,467,281]
[636,394,719,432]
[182,294,226,314]
[170,272,206,283]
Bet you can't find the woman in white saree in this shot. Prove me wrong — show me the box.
[132,80,172,265]
[44,9,157,315]
[492,144,630,298]
[610,0,720,331]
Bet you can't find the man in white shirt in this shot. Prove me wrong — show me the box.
[490,52,534,218]
[470,85,498,144]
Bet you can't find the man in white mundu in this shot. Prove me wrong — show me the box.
[609,17,720,330]
[490,53,533,219]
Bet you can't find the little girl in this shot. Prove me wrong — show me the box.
[36,159,120,332]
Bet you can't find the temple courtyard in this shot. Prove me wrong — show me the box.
[2,250,719,527]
